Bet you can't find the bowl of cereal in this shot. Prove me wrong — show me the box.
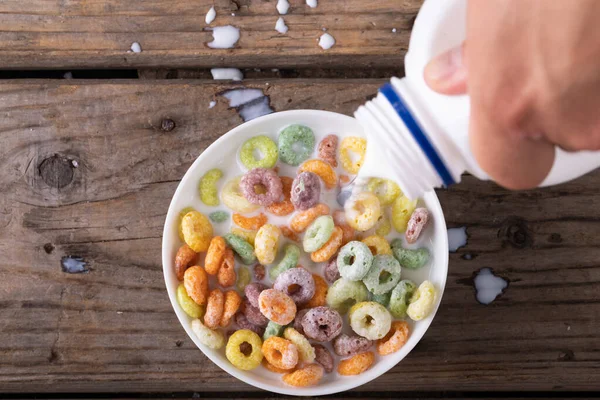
[162,110,448,395]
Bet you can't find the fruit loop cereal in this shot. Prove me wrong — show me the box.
[171,122,438,388]
[339,136,367,174]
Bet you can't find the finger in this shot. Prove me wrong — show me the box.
[469,104,556,190]
[423,44,468,95]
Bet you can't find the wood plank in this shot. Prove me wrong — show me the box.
[0,0,420,69]
[0,80,599,394]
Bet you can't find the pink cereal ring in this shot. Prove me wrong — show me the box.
[258,289,297,325]
[405,208,429,244]
[240,168,283,207]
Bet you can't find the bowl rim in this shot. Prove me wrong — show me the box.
[161,109,448,396]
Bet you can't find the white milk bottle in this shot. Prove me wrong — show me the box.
[355,0,600,200]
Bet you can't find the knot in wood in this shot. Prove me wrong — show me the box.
[161,118,176,132]
[38,155,74,189]
[498,217,532,249]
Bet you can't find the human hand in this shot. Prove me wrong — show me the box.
[424,0,600,189]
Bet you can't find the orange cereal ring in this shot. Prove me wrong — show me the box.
[299,159,337,189]
[183,266,209,305]
[262,358,290,374]
[262,336,299,370]
[175,244,198,281]
[220,290,242,327]
[258,289,297,325]
[204,289,225,329]
[233,213,268,231]
[339,174,351,184]
[289,203,330,233]
[267,177,295,216]
[337,352,375,376]
[311,226,343,263]
[376,320,409,356]
[303,275,328,309]
[280,226,300,242]
[217,247,236,288]
[282,363,324,387]
[205,236,226,275]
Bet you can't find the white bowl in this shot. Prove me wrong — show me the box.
[162,110,448,396]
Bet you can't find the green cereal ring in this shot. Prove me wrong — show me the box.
[209,210,229,223]
[388,279,416,318]
[278,124,315,166]
[348,301,392,340]
[370,291,391,307]
[263,321,284,341]
[199,168,223,206]
[303,215,334,252]
[224,233,257,265]
[269,244,300,280]
[337,241,374,281]
[391,239,430,269]
[326,278,369,314]
[236,266,252,292]
[362,254,401,295]
[177,283,204,319]
[240,135,278,169]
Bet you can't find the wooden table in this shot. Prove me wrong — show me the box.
[1,1,599,399]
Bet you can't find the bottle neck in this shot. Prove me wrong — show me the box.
[355,77,465,199]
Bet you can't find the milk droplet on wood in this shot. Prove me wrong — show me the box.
[205,6,216,24]
[211,68,243,81]
[275,17,288,34]
[447,227,467,252]
[207,25,240,49]
[277,0,290,15]
[318,33,335,50]
[474,268,508,305]
[130,42,142,53]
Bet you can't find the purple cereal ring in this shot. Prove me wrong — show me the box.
[323,258,340,284]
[293,308,309,335]
[405,207,429,244]
[240,168,283,206]
[332,333,373,356]
[313,344,334,373]
[244,282,268,308]
[273,267,315,305]
[301,306,343,342]
[291,172,321,211]
[235,311,265,336]
[242,300,269,327]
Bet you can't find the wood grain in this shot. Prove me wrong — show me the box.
[0,0,420,69]
[0,80,599,394]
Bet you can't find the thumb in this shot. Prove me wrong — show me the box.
[424,44,468,95]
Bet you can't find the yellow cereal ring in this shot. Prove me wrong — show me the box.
[233,213,268,231]
[375,216,392,237]
[298,159,337,189]
[220,290,242,327]
[377,320,409,356]
[217,248,236,288]
[337,352,375,376]
[236,266,252,292]
[290,203,330,233]
[367,178,401,206]
[175,244,198,281]
[181,211,213,252]
[391,195,418,233]
[177,206,196,241]
[311,226,343,263]
[303,274,328,309]
[191,319,225,350]
[199,168,223,206]
[222,176,260,213]
[183,266,209,306]
[283,327,315,363]
[176,283,204,319]
[282,363,324,387]
[204,288,225,329]
[226,329,263,370]
[407,280,436,321]
[205,236,226,275]
[230,227,257,246]
[345,192,381,232]
[255,224,281,265]
[339,136,366,174]
[262,336,299,370]
[361,235,392,256]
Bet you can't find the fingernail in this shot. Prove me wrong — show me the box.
[426,46,464,81]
